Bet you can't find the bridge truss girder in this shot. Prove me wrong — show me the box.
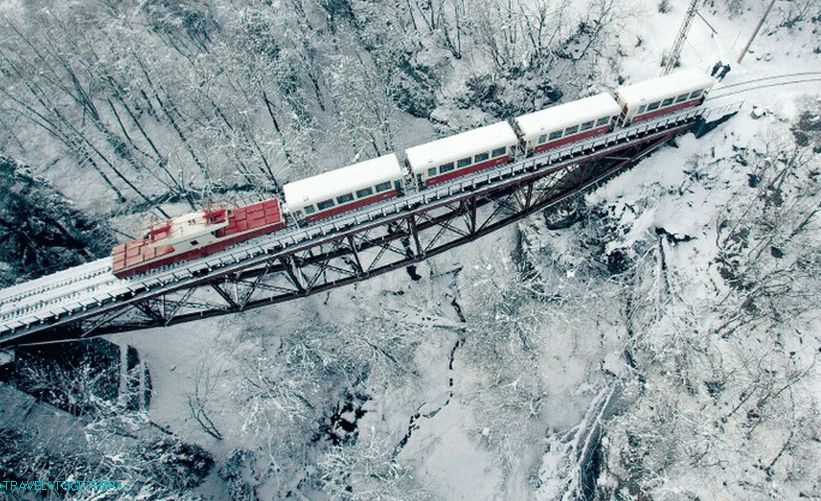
[11,126,686,346]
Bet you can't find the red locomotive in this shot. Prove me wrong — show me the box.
[112,199,284,277]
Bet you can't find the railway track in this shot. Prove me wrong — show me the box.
[709,72,821,99]
[0,259,112,311]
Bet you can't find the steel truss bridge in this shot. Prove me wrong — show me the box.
[0,101,741,347]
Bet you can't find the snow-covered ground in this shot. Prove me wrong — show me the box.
[1,0,818,499]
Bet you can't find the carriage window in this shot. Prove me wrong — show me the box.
[580,121,594,131]
[336,193,354,204]
[662,97,674,107]
[689,90,703,99]
[427,168,437,177]
[549,130,563,140]
[375,181,392,192]
[564,125,579,135]
[538,134,547,144]
[637,105,647,113]
[457,157,471,168]
[304,205,316,214]
[492,147,507,157]
[440,162,455,173]
[356,187,373,198]
[474,152,489,162]
[317,199,335,210]
[596,117,610,127]
[675,93,689,103]
[647,101,660,111]
[190,240,199,246]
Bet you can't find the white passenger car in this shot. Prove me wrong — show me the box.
[615,68,715,124]
[282,154,405,222]
[405,122,519,187]
[514,93,621,155]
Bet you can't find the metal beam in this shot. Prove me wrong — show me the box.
[210,283,238,309]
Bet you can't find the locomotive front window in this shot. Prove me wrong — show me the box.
[689,90,703,99]
[457,157,471,168]
[427,168,437,177]
[440,162,454,173]
[549,131,562,140]
[580,121,594,131]
[304,205,316,214]
[662,97,674,107]
[564,125,579,135]
[492,147,507,157]
[675,93,689,103]
[317,199,335,210]
[337,193,354,204]
[647,101,660,111]
[474,152,489,162]
[356,187,373,198]
[596,117,610,127]
[375,181,392,192]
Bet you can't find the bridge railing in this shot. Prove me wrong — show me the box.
[0,100,743,336]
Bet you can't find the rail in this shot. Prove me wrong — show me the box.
[0,100,743,338]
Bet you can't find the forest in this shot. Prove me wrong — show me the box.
[0,0,819,499]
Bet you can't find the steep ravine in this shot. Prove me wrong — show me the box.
[0,156,115,287]
[393,275,467,458]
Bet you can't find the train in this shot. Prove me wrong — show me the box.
[111,68,715,278]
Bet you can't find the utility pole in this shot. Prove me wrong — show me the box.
[737,0,777,64]
[662,0,702,75]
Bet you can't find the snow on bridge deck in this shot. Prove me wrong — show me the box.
[0,258,114,316]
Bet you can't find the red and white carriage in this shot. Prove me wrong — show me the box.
[281,154,405,223]
[405,122,518,187]
[615,68,715,124]
[514,93,621,155]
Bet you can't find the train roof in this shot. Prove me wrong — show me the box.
[615,68,715,107]
[282,153,404,212]
[514,93,620,139]
[405,121,518,172]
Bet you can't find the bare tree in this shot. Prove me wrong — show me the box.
[186,360,225,441]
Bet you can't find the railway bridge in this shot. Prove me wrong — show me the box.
[0,101,741,347]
